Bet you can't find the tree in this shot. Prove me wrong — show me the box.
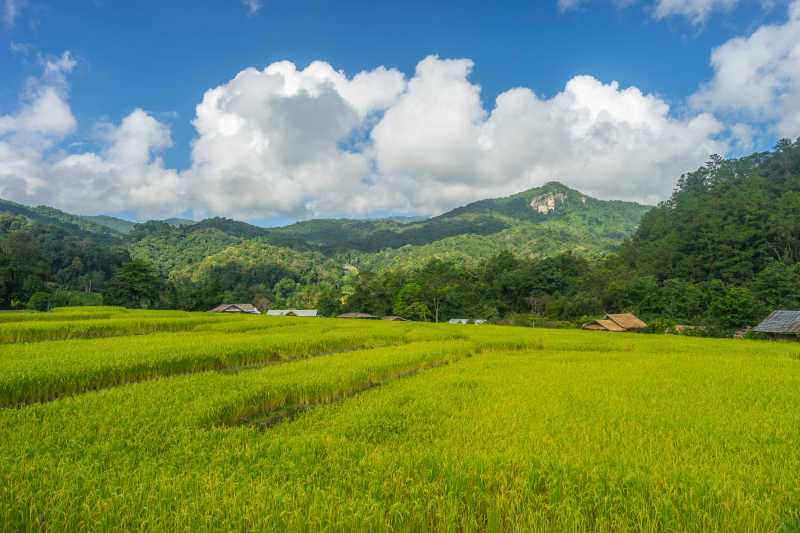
[252,294,271,314]
[27,291,51,312]
[708,283,766,330]
[103,260,163,308]
[417,259,462,323]
[0,231,51,307]
[751,261,800,309]
[316,284,342,317]
[394,282,429,320]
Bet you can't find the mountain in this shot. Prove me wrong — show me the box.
[84,215,137,234]
[624,145,800,284]
[0,199,122,244]
[86,215,196,234]
[267,182,648,253]
[0,182,652,304]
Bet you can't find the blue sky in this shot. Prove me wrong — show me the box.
[1,0,798,224]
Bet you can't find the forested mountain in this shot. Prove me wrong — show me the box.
[0,181,649,310]
[624,146,800,283]
[86,215,196,234]
[4,138,799,333]
[0,199,121,244]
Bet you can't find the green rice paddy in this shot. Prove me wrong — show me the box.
[1,307,799,531]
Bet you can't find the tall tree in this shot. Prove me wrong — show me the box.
[103,260,163,308]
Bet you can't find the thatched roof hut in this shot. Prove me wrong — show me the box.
[583,313,646,332]
[381,316,408,321]
[208,304,261,314]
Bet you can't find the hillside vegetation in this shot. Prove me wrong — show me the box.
[2,140,799,332]
[0,181,650,311]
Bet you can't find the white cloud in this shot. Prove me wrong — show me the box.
[691,0,800,137]
[42,51,77,76]
[184,60,406,218]
[0,53,728,220]
[242,0,262,16]
[0,52,77,137]
[370,57,725,211]
[3,0,26,27]
[0,54,182,218]
[557,0,584,11]
[652,0,739,23]
[557,0,748,24]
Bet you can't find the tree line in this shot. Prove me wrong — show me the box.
[2,138,799,332]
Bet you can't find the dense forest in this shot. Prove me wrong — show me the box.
[2,139,798,332]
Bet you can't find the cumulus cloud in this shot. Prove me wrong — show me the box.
[0,53,181,218]
[0,52,77,138]
[1,53,728,220]
[370,57,724,211]
[691,0,800,137]
[184,60,407,218]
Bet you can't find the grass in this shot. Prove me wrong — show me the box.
[1,307,799,531]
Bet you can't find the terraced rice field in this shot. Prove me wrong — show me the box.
[2,307,800,531]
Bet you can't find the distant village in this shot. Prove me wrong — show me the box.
[208,304,800,341]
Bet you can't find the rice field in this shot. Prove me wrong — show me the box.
[1,307,800,531]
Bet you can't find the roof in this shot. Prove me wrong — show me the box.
[448,318,469,324]
[337,312,378,319]
[208,304,260,314]
[604,313,647,330]
[591,319,627,332]
[754,310,800,334]
[266,309,318,317]
[381,316,408,321]
[582,323,607,330]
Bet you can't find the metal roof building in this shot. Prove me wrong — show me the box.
[753,310,800,338]
[266,309,318,317]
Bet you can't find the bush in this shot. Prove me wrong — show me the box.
[26,292,51,312]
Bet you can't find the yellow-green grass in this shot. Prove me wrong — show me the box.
[0,311,116,323]
[0,313,239,343]
[1,311,800,531]
[0,322,416,407]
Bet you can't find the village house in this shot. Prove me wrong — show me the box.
[753,310,800,341]
[266,309,318,317]
[381,316,409,321]
[337,312,379,319]
[207,304,261,314]
[582,313,647,332]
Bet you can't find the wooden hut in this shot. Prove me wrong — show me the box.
[583,313,646,332]
[208,304,261,314]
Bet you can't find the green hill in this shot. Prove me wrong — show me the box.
[0,182,652,308]
[0,199,122,244]
[86,215,196,234]
[114,182,650,282]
